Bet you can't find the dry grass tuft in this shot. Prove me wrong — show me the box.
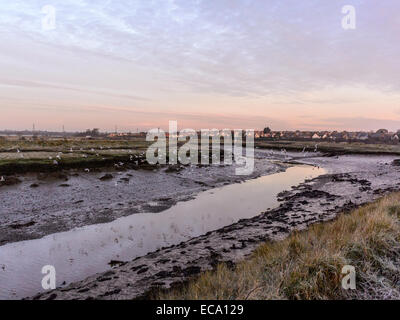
[156,193,400,300]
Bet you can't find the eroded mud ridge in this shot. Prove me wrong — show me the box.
[31,155,400,300]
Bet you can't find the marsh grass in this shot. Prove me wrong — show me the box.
[255,141,400,155]
[0,138,150,153]
[0,138,152,174]
[157,193,400,300]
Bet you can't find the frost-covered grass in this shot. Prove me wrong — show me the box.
[157,193,400,300]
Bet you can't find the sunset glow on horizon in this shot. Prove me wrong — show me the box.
[1,0,400,132]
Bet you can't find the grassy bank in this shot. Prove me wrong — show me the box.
[0,138,151,174]
[156,193,400,300]
[255,140,400,155]
[0,138,150,153]
[0,138,230,174]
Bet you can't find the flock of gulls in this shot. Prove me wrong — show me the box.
[1,143,321,184]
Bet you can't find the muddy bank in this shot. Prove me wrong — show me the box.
[1,165,322,299]
[0,151,288,245]
[0,153,146,175]
[0,146,235,175]
[31,154,400,300]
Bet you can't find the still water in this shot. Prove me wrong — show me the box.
[0,165,325,299]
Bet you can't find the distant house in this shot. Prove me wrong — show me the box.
[369,132,380,140]
[321,132,330,139]
[376,129,389,135]
[301,132,313,140]
[368,129,391,143]
[357,132,369,141]
[282,131,296,139]
[348,132,358,140]
[272,132,281,139]
[250,129,400,144]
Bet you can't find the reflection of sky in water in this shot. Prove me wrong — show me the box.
[0,165,325,299]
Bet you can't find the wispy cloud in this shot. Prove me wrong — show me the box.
[0,78,149,101]
[1,0,400,130]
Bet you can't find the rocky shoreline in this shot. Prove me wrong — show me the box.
[30,154,400,300]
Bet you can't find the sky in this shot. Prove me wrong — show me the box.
[0,0,400,132]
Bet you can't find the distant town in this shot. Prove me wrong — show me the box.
[1,127,400,144]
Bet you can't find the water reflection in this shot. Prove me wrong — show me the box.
[0,165,325,299]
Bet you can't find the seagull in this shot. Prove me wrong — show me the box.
[0,176,5,182]
[17,149,20,153]
[53,160,58,165]
[84,168,90,172]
